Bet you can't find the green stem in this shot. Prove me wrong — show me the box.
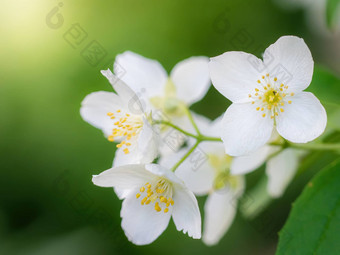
[155,119,340,174]
[185,108,201,135]
[269,139,340,152]
[287,142,340,152]
[171,141,200,172]
[156,116,340,174]
[154,120,222,142]
[198,135,222,142]
[154,120,198,139]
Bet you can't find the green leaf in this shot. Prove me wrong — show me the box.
[276,159,340,255]
[326,0,340,29]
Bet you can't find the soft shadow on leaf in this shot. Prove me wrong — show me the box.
[276,158,340,255]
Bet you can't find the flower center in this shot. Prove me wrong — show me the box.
[135,179,174,213]
[106,110,143,154]
[214,172,240,190]
[208,154,240,191]
[249,73,294,119]
[149,79,187,118]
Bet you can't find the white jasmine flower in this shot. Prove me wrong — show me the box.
[232,132,305,198]
[265,148,302,197]
[115,51,210,116]
[160,115,261,246]
[114,51,211,154]
[80,70,159,165]
[209,36,327,156]
[92,164,201,245]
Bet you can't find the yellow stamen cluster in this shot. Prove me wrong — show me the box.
[106,110,143,153]
[249,74,295,119]
[136,180,174,213]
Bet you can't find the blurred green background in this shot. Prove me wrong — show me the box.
[1,0,340,254]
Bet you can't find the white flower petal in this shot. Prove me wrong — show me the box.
[209,52,262,103]
[266,149,299,198]
[191,113,211,131]
[101,69,145,114]
[157,151,178,170]
[144,164,184,185]
[209,115,224,137]
[113,146,141,167]
[113,121,158,167]
[191,112,223,137]
[112,149,144,199]
[276,92,327,143]
[80,91,123,137]
[114,51,168,100]
[137,118,159,163]
[156,116,189,157]
[160,146,215,195]
[203,142,227,158]
[170,56,210,105]
[92,165,153,189]
[121,189,172,245]
[175,163,214,196]
[173,111,201,134]
[263,36,314,93]
[114,187,130,200]
[230,145,274,175]
[158,133,186,157]
[202,191,237,246]
[172,184,201,239]
[221,103,274,156]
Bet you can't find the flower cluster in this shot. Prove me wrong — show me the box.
[80,36,327,245]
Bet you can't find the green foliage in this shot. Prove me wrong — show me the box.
[326,0,340,29]
[276,159,340,255]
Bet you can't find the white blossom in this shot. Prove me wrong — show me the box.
[209,36,327,156]
[80,70,159,165]
[92,164,201,245]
